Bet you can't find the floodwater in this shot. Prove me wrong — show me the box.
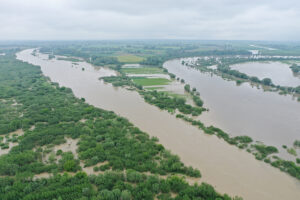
[0,129,24,156]
[122,63,141,68]
[127,73,171,79]
[249,45,277,51]
[164,59,300,155]
[17,49,300,200]
[231,62,300,87]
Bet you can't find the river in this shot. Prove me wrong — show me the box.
[164,59,300,158]
[17,49,300,200]
[230,61,300,87]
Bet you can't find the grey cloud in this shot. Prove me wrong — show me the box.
[0,0,299,40]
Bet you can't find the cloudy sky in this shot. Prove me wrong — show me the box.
[0,0,299,40]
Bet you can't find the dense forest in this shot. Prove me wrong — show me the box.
[0,51,236,199]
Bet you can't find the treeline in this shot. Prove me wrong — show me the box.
[184,84,204,107]
[216,63,300,96]
[39,42,252,70]
[143,49,251,68]
[0,171,235,200]
[40,47,89,59]
[101,75,142,89]
[194,57,300,96]
[91,55,120,66]
[187,57,300,97]
[175,114,300,180]
[140,56,164,66]
[290,64,300,73]
[217,64,274,86]
[141,90,205,116]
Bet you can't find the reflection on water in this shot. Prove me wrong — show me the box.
[231,62,300,87]
[16,49,300,200]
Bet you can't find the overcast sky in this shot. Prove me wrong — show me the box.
[0,0,299,40]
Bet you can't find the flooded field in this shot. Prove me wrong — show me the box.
[0,129,24,156]
[231,61,300,87]
[16,49,300,200]
[164,59,300,157]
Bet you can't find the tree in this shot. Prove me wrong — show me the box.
[262,78,272,86]
[121,190,131,200]
[184,84,190,92]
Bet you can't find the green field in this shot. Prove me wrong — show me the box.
[132,77,171,86]
[145,86,165,90]
[116,54,144,63]
[122,67,165,74]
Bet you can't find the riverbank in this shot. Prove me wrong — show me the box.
[183,57,300,101]
[101,58,300,181]
[16,49,300,200]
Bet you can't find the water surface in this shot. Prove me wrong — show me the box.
[164,59,300,156]
[231,62,300,87]
[17,49,300,200]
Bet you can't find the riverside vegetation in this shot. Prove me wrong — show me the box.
[101,63,205,117]
[290,64,300,74]
[175,114,300,180]
[0,50,240,199]
[101,67,300,180]
[101,75,206,116]
[38,41,300,181]
[185,57,300,100]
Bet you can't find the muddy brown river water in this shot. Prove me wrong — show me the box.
[231,61,300,87]
[16,49,300,200]
[164,59,300,159]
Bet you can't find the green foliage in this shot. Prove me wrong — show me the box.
[0,150,55,176]
[101,75,143,89]
[140,56,164,66]
[57,57,81,62]
[176,113,300,180]
[250,76,260,83]
[91,55,119,66]
[0,54,232,200]
[141,90,204,116]
[193,56,300,95]
[287,148,297,156]
[290,64,300,73]
[192,95,204,107]
[233,136,253,144]
[102,76,205,116]
[48,54,55,59]
[184,84,190,92]
[262,78,272,86]
[59,152,81,172]
[270,159,300,179]
[0,173,94,200]
[131,77,171,86]
[217,64,249,80]
[294,140,300,148]
[253,144,278,158]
